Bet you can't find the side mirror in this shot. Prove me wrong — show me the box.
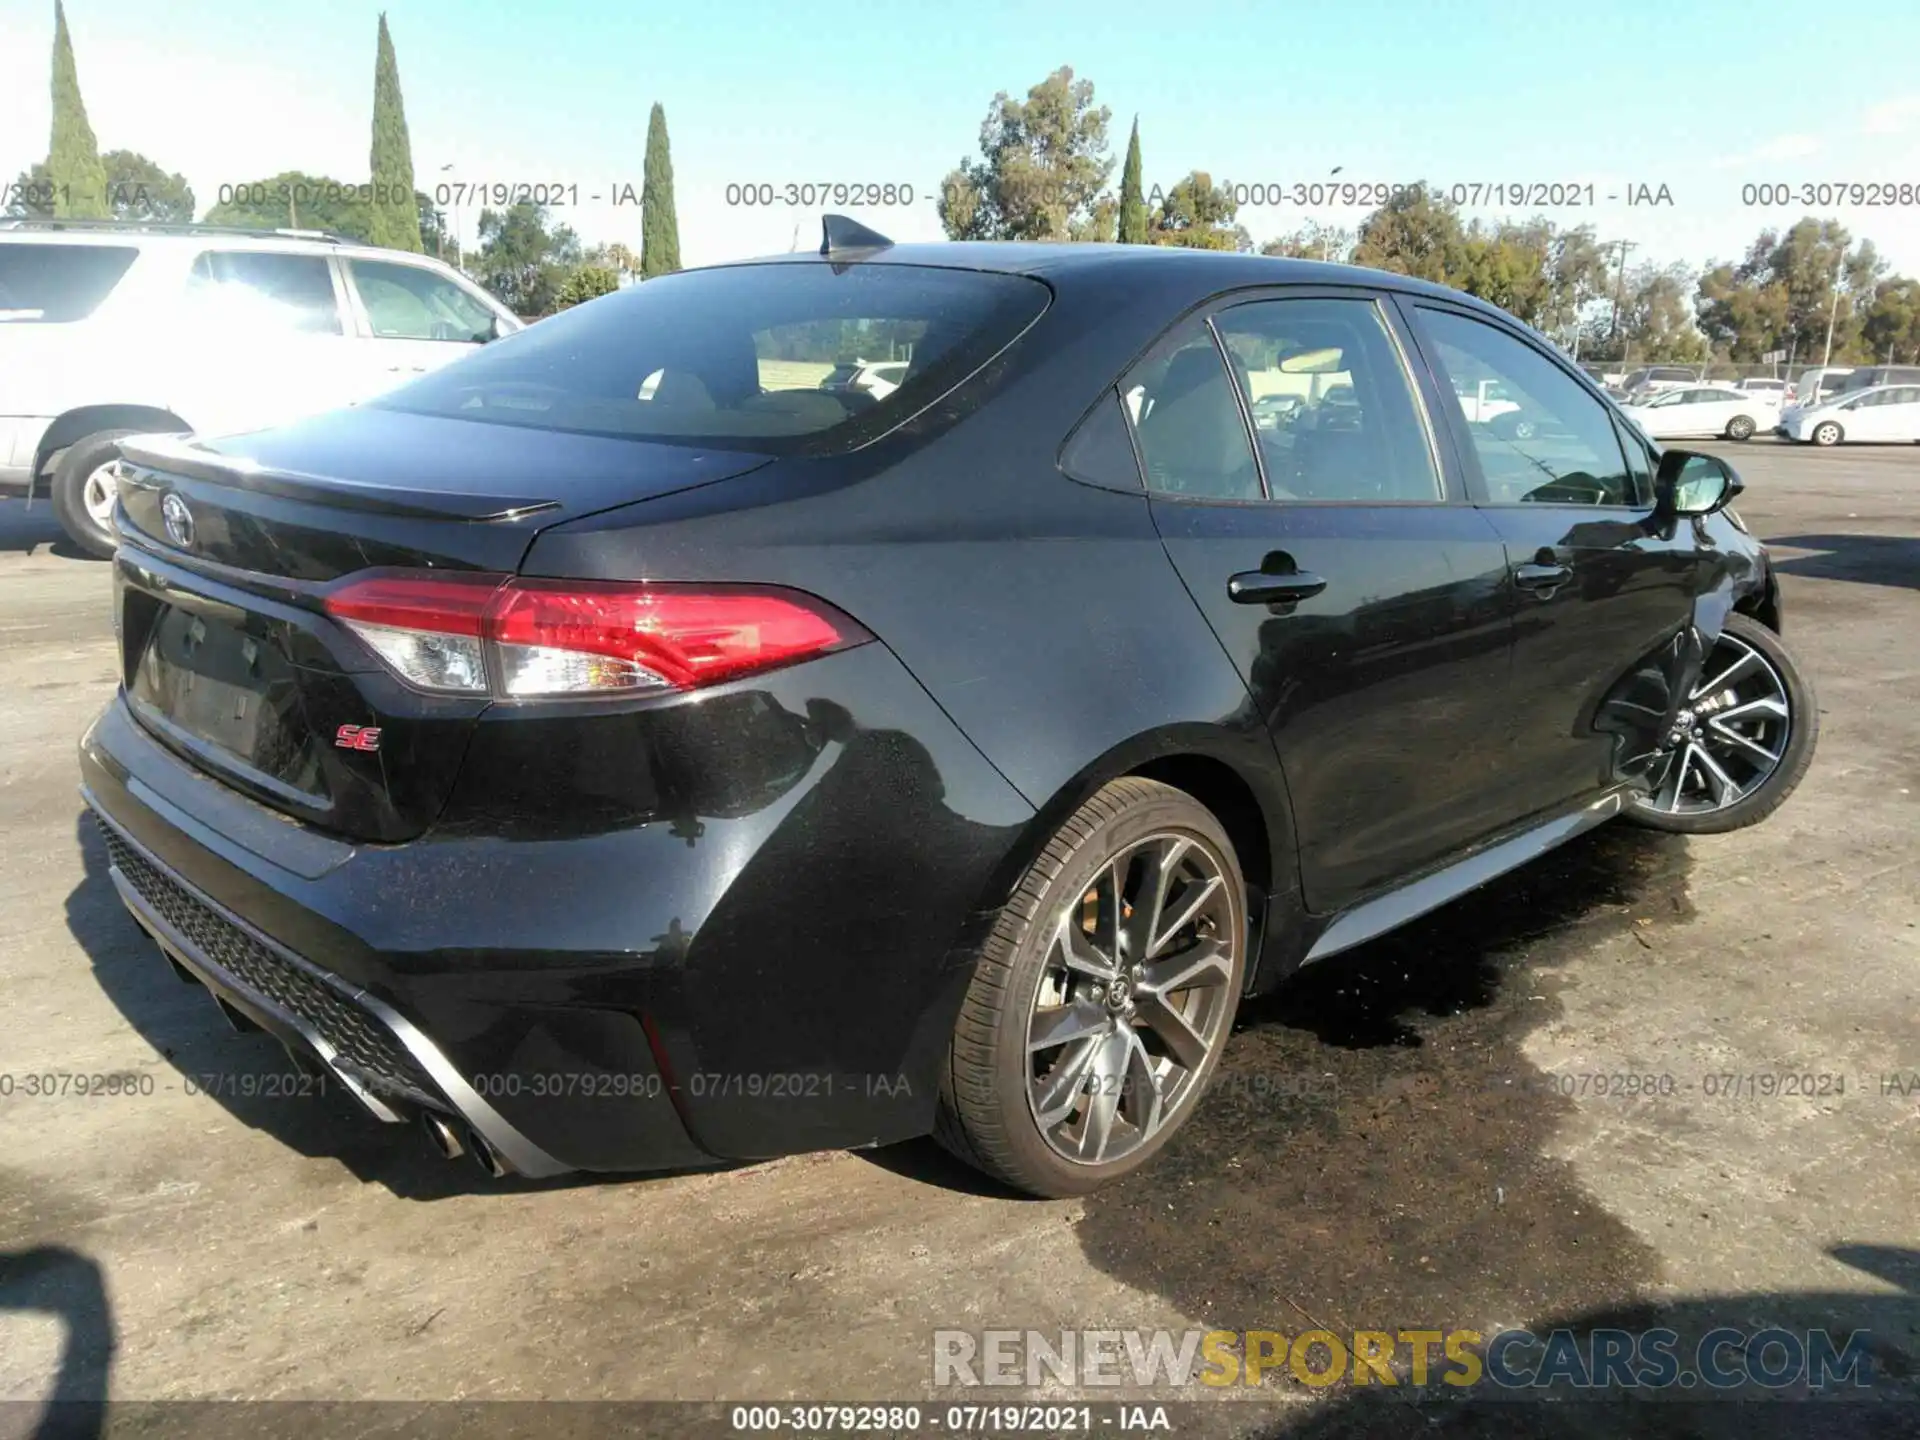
[1655,449,1743,517]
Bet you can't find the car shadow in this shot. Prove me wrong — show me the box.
[1762,533,1920,593]
[1066,820,1695,1337]
[1254,1244,1919,1437]
[868,819,1695,1213]
[0,498,91,559]
[61,812,726,1201]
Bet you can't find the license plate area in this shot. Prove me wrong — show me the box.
[128,602,328,805]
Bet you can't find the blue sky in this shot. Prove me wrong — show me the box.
[5,0,1920,274]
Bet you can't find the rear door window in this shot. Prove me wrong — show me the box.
[1211,296,1443,502]
[186,250,345,335]
[376,262,1051,455]
[0,243,138,322]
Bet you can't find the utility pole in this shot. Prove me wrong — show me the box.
[1608,239,1638,351]
[440,163,461,269]
[1821,252,1844,366]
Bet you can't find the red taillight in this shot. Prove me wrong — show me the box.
[323,570,868,698]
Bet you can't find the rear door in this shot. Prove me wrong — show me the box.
[1398,299,1701,820]
[168,248,365,435]
[1132,290,1518,914]
[1879,385,1920,439]
[1688,388,1740,435]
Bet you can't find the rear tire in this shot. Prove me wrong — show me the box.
[1726,414,1755,441]
[1626,613,1817,835]
[935,778,1246,1197]
[1811,421,1843,447]
[50,429,139,559]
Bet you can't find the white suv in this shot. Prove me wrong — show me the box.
[0,220,522,556]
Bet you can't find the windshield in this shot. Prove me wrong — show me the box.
[0,242,139,322]
[376,261,1052,455]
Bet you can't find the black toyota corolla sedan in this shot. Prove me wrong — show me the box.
[80,221,1816,1197]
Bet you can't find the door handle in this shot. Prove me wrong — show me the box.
[1514,561,1573,593]
[1228,569,1328,604]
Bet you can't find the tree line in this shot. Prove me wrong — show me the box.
[8,3,682,315]
[940,67,1920,367]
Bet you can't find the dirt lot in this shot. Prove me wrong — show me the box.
[0,440,1915,1439]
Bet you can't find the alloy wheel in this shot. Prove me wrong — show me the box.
[81,461,119,530]
[1023,831,1238,1166]
[1645,629,1792,815]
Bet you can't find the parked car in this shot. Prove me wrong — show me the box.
[1453,376,1522,425]
[1732,377,1791,401]
[1250,393,1304,430]
[818,358,909,400]
[1619,385,1776,441]
[1776,382,1920,445]
[1618,365,1701,403]
[0,218,521,557]
[80,227,1813,1198]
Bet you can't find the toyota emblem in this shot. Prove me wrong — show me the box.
[161,493,195,549]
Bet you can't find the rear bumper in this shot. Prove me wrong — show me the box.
[79,642,1033,1176]
[91,805,576,1177]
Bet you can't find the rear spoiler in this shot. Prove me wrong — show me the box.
[115,433,562,524]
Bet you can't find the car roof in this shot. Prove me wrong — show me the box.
[729,241,1523,322]
[0,223,457,267]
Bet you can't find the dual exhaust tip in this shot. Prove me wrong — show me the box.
[159,933,517,1180]
[420,1109,509,1178]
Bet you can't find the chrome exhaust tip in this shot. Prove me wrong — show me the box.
[420,1111,465,1160]
[467,1128,510,1178]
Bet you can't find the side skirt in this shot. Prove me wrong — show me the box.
[1299,790,1627,967]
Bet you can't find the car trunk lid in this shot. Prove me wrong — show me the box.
[111,410,773,842]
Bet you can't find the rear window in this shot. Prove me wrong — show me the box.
[375,261,1052,455]
[0,242,138,322]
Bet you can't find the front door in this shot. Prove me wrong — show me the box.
[339,255,498,400]
[1399,300,1703,819]
[1128,293,1517,915]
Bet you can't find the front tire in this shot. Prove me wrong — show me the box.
[935,778,1246,1197]
[1726,414,1756,441]
[50,429,140,559]
[1811,421,1843,447]
[1627,613,1817,835]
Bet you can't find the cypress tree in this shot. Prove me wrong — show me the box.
[368,14,423,251]
[641,103,681,278]
[48,0,109,219]
[1117,117,1146,245]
